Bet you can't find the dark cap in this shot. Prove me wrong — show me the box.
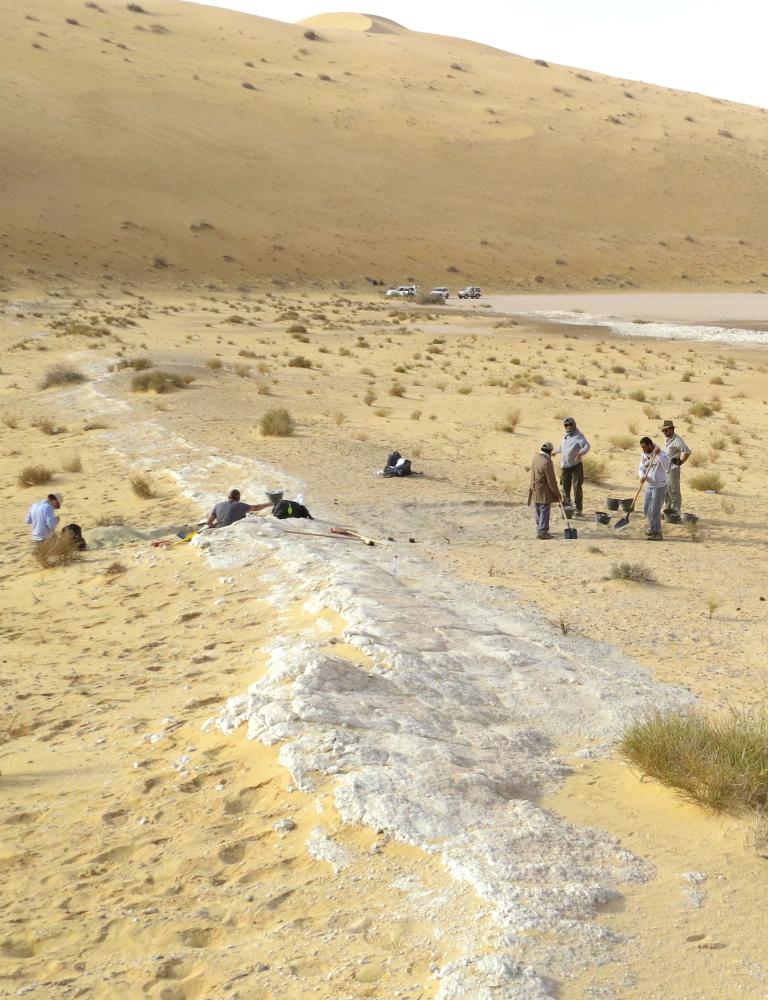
[660,420,675,431]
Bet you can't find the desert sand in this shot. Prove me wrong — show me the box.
[2,0,768,295]
[3,1,768,998]
[2,287,768,998]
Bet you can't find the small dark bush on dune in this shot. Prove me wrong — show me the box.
[609,562,655,583]
[39,365,87,390]
[288,355,312,369]
[130,474,155,498]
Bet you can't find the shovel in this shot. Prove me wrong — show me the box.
[559,501,578,539]
[614,452,659,531]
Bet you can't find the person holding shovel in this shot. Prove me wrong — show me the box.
[638,437,671,541]
[660,420,691,516]
[528,442,562,540]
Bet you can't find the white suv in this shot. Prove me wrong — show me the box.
[458,286,481,299]
[385,285,417,297]
[429,287,449,299]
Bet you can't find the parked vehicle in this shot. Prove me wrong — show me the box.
[429,287,450,299]
[385,285,418,297]
[458,286,481,299]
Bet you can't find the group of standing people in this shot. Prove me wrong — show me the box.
[528,417,692,540]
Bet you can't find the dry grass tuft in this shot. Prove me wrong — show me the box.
[690,471,724,492]
[609,561,656,583]
[2,413,19,429]
[33,533,81,569]
[619,709,768,814]
[32,417,66,436]
[18,465,54,487]
[39,365,87,390]
[497,408,522,433]
[131,370,188,393]
[609,433,635,450]
[582,455,608,484]
[62,455,82,473]
[104,561,128,576]
[130,475,155,499]
[260,408,295,437]
[94,514,126,526]
[206,357,223,370]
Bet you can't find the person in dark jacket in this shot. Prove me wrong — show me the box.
[528,442,562,539]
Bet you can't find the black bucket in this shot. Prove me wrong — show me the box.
[663,512,681,523]
[619,498,634,512]
[606,498,620,511]
[595,511,611,525]
[563,525,578,539]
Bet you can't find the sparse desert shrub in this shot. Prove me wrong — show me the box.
[609,433,635,450]
[32,417,66,436]
[114,356,152,371]
[710,376,724,385]
[33,533,81,569]
[105,561,127,576]
[688,401,713,418]
[2,412,19,428]
[389,383,405,397]
[94,514,126,526]
[457,385,472,395]
[256,381,272,396]
[131,370,187,393]
[609,562,656,584]
[18,465,53,487]
[411,409,422,421]
[303,28,320,40]
[234,363,251,378]
[287,355,312,369]
[618,708,768,813]
[206,357,223,370]
[62,455,82,473]
[690,471,724,492]
[126,2,147,11]
[582,455,607,484]
[681,371,692,382]
[611,364,626,374]
[688,452,707,467]
[628,389,646,402]
[39,365,87,389]
[83,420,108,431]
[419,293,447,305]
[497,408,522,433]
[711,437,727,451]
[130,475,155,499]
[288,323,307,334]
[363,389,376,406]
[260,408,295,437]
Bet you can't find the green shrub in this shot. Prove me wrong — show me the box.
[619,709,768,813]
[688,401,713,418]
[260,408,295,437]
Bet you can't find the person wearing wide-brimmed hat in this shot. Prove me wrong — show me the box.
[528,442,562,539]
[26,493,62,542]
[660,420,691,515]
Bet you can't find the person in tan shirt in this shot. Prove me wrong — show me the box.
[528,442,562,539]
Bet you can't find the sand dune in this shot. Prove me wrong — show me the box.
[1,0,767,293]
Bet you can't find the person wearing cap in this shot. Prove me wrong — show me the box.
[528,442,562,539]
[638,437,671,540]
[553,417,590,516]
[660,420,691,515]
[26,493,62,542]
[206,489,272,529]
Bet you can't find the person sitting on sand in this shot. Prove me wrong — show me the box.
[26,493,63,542]
[206,489,272,529]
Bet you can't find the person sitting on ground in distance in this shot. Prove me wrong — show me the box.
[638,436,671,541]
[26,492,62,542]
[62,523,87,550]
[553,416,590,516]
[207,489,272,529]
[660,420,692,516]
[528,442,562,540]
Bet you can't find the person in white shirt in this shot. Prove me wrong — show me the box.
[638,438,670,540]
[660,420,692,515]
[553,416,590,515]
[26,493,62,541]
